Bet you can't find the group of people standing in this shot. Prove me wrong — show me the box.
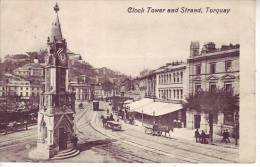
[194,129,231,144]
[194,129,208,144]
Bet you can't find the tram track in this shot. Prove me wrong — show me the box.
[88,113,194,162]
[113,126,238,161]
[0,129,36,149]
[0,136,36,151]
[74,111,160,162]
[88,111,238,163]
[113,130,237,163]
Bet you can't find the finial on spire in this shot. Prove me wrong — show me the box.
[54,3,59,13]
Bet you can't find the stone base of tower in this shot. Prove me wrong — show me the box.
[29,142,79,160]
[28,142,55,160]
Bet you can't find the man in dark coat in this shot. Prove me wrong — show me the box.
[195,129,200,143]
[226,129,231,143]
[200,130,206,144]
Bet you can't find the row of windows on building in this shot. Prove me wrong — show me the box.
[16,71,29,75]
[75,88,92,100]
[195,60,232,75]
[158,71,184,85]
[194,82,233,93]
[1,91,40,97]
[10,82,30,85]
[158,89,183,100]
[5,86,41,91]
[15,69,44,76]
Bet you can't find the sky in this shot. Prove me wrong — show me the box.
[0,0,240,76]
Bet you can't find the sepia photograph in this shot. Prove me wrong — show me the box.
[0,0,257,164]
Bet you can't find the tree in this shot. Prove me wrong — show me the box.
[183,88,239,144]
[102,80,114,97]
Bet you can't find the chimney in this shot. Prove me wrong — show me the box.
[190,41,200,58]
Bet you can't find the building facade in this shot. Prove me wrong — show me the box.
[14,63,44,78]
[156,62,188,102]
[0,75,42,100]
[186,41,240,135]
[137,71,156,99]
[69,81,93,101]
[0,81,6,97]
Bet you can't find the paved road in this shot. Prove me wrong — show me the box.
[0,104,239,163]
[89,110,239,163]
[0,126,37,162]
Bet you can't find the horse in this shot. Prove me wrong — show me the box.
[152,124,161,136]
[101,115,108,128]
[158,125,174,137]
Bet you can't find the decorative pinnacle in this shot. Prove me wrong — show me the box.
[54,3,59,13]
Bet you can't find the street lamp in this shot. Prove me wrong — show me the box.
[153,111,155,124]
[234,111,239,145]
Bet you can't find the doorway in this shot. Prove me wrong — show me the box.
[59,128,67,150]
[194,115,201,129]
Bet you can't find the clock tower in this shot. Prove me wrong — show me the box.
[29,3,79,160]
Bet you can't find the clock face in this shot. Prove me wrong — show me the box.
[57,48,67,66]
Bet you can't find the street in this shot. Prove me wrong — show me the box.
[0,103,239,163]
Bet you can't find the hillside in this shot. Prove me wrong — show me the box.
[1,51,129,86]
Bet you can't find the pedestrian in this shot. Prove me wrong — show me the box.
[200,130,206,144]
[221,130,226,143]
[221,129,230,144]
[225,129,231,143]
[110,113,114,121]
[195,129,200,143]
[72,134,79,149]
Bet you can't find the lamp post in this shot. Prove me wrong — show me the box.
[234,111,239,145]
[153,111,155,124]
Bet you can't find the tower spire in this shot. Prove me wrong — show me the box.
[54,3,59,13]
[49,3,63,42]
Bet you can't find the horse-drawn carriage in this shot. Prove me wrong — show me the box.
[106,121,122,131]
[101,115,122,131]
[144,124,174,137]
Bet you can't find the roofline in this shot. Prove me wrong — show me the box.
[188,48,239,63]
